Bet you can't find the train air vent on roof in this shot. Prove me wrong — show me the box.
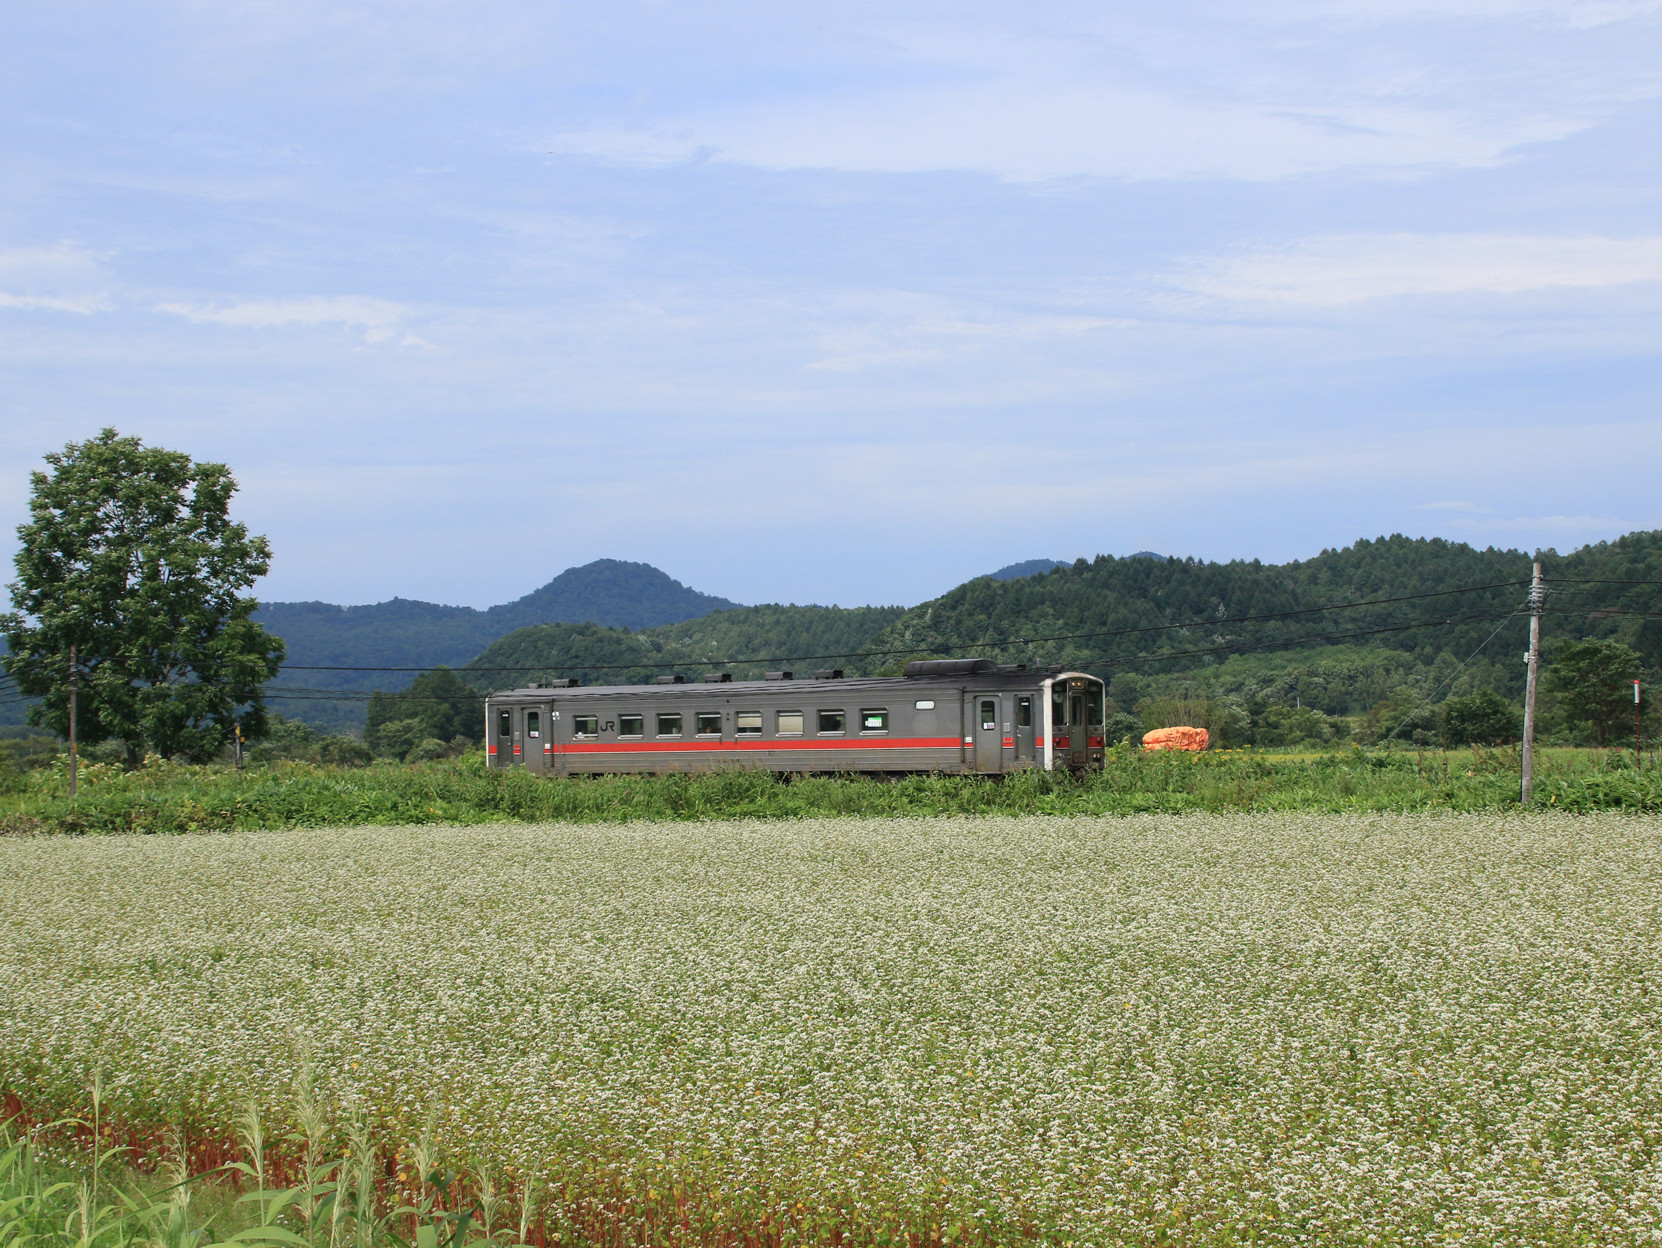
[654,674,687,684]
[903,659,997,678]
[813,669,844,680]
[764,671,794,681]
[700,672,732,682]
[996,664,1028,674]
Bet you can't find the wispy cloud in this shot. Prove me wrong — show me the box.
[546,87,1583,183]
[1182,235,1662,304]
[155,297,422,344]
[0,245,113,315]
[0,292,109,314]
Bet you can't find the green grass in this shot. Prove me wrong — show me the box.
[2,745,1658,834]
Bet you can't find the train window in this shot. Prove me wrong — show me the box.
[777,710,804,735]
[1088,692,1103,725]
[817,710,845,734]
[860,708,888,733]
[696,711,722,736]
[497,710,511,737]
[525,711,541,738]
[736,711,763,736]
[656,713,682,737]
[914,699,935,711]
[1017,697,1032,728]
[979,700,997,731]
[619,714,644,738]
[1052,688,1067,726]
[573,715,599,738]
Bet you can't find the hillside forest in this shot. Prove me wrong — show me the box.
[7,532,1659,766]
[230,531,1662,764]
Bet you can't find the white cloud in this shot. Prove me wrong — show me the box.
[0,246,113,315]
[0,292,109,314]
[155,296,422,344]
[546,83,1584,182]
[1182,235,1662,304]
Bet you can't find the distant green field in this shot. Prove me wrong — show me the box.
[4,813,1659,1246]
[1,744,1657,835]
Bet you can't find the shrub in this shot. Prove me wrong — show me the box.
[406,737,453,763]
[317,736,373,767]
[1441,689,1523,746]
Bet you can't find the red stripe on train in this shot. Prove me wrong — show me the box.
[556,736,963,755]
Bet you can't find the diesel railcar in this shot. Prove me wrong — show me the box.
[484,658,1108,776]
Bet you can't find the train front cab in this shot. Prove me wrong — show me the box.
[1043,672,1107,772]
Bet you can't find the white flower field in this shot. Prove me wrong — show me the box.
[2,813,1660,1246]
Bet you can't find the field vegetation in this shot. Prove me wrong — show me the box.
[2,742,1660,834]
[3,813,1660,1246]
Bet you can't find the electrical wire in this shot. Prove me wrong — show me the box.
[274,579,1530,676]
[255,606,1525,700]
[1379,608,1528,745]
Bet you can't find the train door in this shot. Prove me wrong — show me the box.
[1014,695,1035,764]
[521,704,551,775]
[1069,687,1087,768]
[494,706,514,767]
[1050,683,1078,768]
[972,693,1004,773]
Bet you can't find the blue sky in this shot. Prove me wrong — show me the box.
[3,0,1660,609]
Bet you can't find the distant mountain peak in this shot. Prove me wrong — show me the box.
[493,559,740,631]
[986,558,1064,581]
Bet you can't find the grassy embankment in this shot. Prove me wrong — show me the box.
[1,744,1657,834]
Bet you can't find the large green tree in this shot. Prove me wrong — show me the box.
[1,429,284,762]
[1543,638,1645,746]
[365,666,483,757]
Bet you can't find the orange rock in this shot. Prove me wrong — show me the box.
[1142,725,1209,751]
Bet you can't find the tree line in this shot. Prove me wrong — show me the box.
[3,431,1657,764]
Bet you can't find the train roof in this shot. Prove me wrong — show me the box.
[485,664,1102,702]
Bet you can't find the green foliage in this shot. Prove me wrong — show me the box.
[870,536,1534,689]
[1,429,284,761]
[316,736,373,767]
[465,623,657,689]
[0,1100,537,1248]
[365,667,482,757]
[254,559,740,726]
[3,747,1659,833]
[1441,689,1523,746]
[1134,692,1252,746]
[247,712,318,762]
[1250,704,1350,747]
[461,605,907,691]
[1543,637,1646,745]
[1101,709,1142,744]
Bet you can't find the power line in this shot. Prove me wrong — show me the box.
[1380,608,1527,745]
[259,606,1524,700]
[274,579,1530,676]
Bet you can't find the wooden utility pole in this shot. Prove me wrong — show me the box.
[67,644,78,799]
[1635,679,1643,774]
[1520,561,1543,804]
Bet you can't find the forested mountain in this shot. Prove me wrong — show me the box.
[450,532,1662,748]
[14,532,1657,744]
[987,559,1063,580]
[463,604,905,691]
[253,559,739,731]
